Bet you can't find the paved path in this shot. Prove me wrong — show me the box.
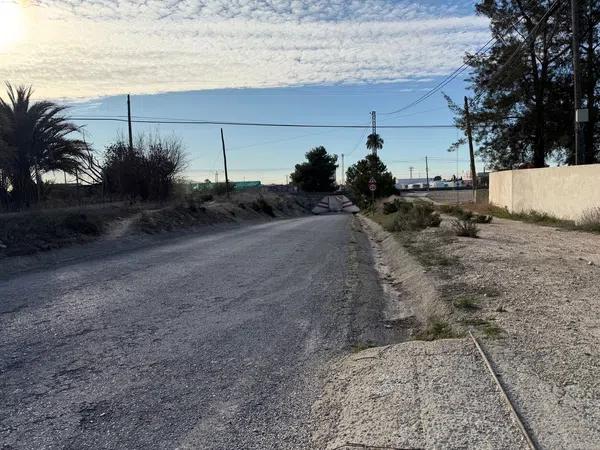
[1,215,393,449]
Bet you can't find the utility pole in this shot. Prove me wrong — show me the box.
[341,153,345,187]
[464,96,477,199]
[215,171,218,183]
[221,128,230,199]
[409,166,414,179]
[370,111,378,156]
[75,168,81,205]
[127,94,133,152]
[425,156,430,191]
[571,0,586,164]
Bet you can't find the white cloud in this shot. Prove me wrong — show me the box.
[0,0,489,99]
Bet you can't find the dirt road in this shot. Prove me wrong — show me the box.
[0,215,397,449]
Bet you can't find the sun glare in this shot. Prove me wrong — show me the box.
[0,1,27,51]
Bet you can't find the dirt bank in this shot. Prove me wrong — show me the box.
[0,191,308,259]
[313,212,600,449]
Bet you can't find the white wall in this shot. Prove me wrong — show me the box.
[489,165,600,221]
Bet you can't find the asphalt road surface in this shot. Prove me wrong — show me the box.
[1,215,395,449]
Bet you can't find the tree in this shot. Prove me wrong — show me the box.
[0,84,88,208]
[366,133,384,154]
[345,154,396,205]
[103,133,187,201]
[446,0,578,169]
[290,146,338,192]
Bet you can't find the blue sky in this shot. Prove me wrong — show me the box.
[0,0,491,183]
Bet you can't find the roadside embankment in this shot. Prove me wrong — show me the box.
[314,202,600,449]
[0,191,308,259]
[312,213,529,449]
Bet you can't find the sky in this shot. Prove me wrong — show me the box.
[0,0,491,183]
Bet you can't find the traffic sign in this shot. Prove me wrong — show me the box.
[369,177,376,184]
[369,184,376,192]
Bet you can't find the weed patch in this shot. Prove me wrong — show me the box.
[417,319,460,341]
[482,322,505,338]
[453,296,480,310]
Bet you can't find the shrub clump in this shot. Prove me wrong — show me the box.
[385,200,441,232]
[63,213,102,236]
[452,219,480,238]
[577,207,600,232]
[251,197,275,217]
[474,214,493,224]
[417,319,458,341]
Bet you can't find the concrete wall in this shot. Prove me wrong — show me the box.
[489,165,600,221]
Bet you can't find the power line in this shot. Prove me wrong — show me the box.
[69,116,457,129]
[473,0,565,102]
[380,36,497,116]
[380,0,556,117]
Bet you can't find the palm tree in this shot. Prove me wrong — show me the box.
[366,133,384,156]
[0,84,87,208]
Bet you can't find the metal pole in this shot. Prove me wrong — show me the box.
[127,94,133,152]
[456,144,459,205]
[221,128,230,199]
[371,111,377,156]
[425,156,430,191]
[341,153,345,187]
[572,0,583,164]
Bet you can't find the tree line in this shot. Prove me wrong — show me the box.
[0,84,186,210]
[447,0,600,169]
[290,132,396,205]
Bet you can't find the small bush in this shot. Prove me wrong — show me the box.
[417,319,458,341]
[383,201,399,215]
[251,197,275,217]
[474,214,493,224]
[386,201,440,232]
[63,213,101,236]
[437,204,477,221]
[577,207,600,232]
[452,219,479,238]
[482,322,504,338]
[211,182,234,196]
[428,212,442,227]
[200,194,214,202]
[453,296,480,310]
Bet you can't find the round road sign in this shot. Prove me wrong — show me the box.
[369,184,376,192]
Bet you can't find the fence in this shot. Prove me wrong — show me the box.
[489,164,600,221]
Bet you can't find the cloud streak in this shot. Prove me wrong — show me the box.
[1,0,489,99]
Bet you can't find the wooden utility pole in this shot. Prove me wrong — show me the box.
[127,94,133,152]
[571,0,585,164]
[464,96,477,198]
[220,128,230,198]
[75,168,81,205]
[425,156,430,191]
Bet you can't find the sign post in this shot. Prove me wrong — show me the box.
[368,177,376,209]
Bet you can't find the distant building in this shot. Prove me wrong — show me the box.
[190,181,261,191]
[395,177,471,190]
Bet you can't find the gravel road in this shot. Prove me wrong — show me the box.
[1,215,396,449]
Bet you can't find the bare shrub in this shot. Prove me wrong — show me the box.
[452,219,480,238]
[103,133,187,201]
[577,207,600,232]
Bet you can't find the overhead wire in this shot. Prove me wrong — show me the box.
[69,116,457,129]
